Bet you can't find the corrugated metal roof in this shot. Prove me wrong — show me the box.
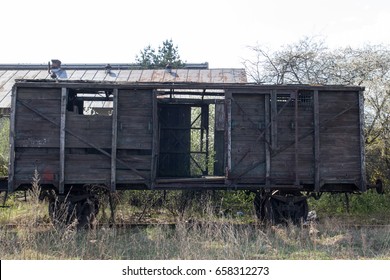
[0,64,247,108]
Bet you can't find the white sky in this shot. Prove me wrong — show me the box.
[1,0,389,68]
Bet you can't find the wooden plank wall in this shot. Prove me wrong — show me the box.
[14,87,61,186]
[116,89,153,182]
[318,91,361,183]
[270,90,314,184]
[11,84,363,191]
[64,89,154,184]
[228,89,362,188]
[229,94,266,180]
[13,86,154,188]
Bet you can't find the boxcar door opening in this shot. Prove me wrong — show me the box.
[157,103,211,178]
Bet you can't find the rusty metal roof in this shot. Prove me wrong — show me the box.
[0,64,247,108]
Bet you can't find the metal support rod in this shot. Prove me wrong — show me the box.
[294,91,299,186]
[151,90,159,187]
[110,88,118,192]
[59,88,67,194]
[8,86,17,193]
[271,90,278,150]
[313,90,320,192]
[203,105,210,175]
[358,90,367,192]
[265,94,271,186]
[225,91,232,177]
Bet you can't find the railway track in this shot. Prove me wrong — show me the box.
[1,221,390,230]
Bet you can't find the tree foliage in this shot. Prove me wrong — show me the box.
[135,39,184,68]
[244,37,390,187]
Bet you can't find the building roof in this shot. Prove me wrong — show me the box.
[0,63,247,108]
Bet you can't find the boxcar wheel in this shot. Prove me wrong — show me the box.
[254,191,308,225]
[76,198,97,230]
[271,193,308,224]
[254,193,278,225]
[254,192,266,222]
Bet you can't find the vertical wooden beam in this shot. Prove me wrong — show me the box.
[294,91,299,186]
[225,90,232,178]
[264,94,271,186]
[59,88,67,195]
[111,88,118,192]
[8,86,17,193]
[313,90,320,192]
[271,90,278,150]
[150,89,159,187]
[358,90,367,192]
[203,104,210,176]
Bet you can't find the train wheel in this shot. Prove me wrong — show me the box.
[254,192,266,222]
[271,193,308,224]
[254,192,278,224]
[254,191,308,225]
[75,197,99,229]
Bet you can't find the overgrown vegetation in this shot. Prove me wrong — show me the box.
[1,170,390,259]
[1,192,390,260]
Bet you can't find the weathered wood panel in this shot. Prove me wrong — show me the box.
[14,148,60,184]
[65,114,112,148]
[117,89,153,150]
[15,88,61,149]
[269,91,315,185]
[318,91,361,185]
[230,94,266,178]
[17,87,61,100]
[10,83,364,192]
[64,154,110,183]
[63,153,151,183]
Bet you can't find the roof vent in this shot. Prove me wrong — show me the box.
[165,63,172,73]
[48,59,62,79]
[51,59,62,69]
[105,64,112,74]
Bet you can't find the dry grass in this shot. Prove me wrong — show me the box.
[1,194,390,260]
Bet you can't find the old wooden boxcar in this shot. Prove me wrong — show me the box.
[4,71,367,224]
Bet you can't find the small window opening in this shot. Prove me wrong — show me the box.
[67,89,113,116]
[277,92,313,109]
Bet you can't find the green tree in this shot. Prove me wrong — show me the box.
[136,39,184,68]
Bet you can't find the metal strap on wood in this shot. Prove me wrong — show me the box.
[110,89,118,192]
[17,98,148,181]
[234,101,358,180]
[59,88,67,194]
[7,86,17,193]
[313,90,320,192]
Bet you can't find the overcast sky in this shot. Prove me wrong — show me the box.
[1,0,389,68]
